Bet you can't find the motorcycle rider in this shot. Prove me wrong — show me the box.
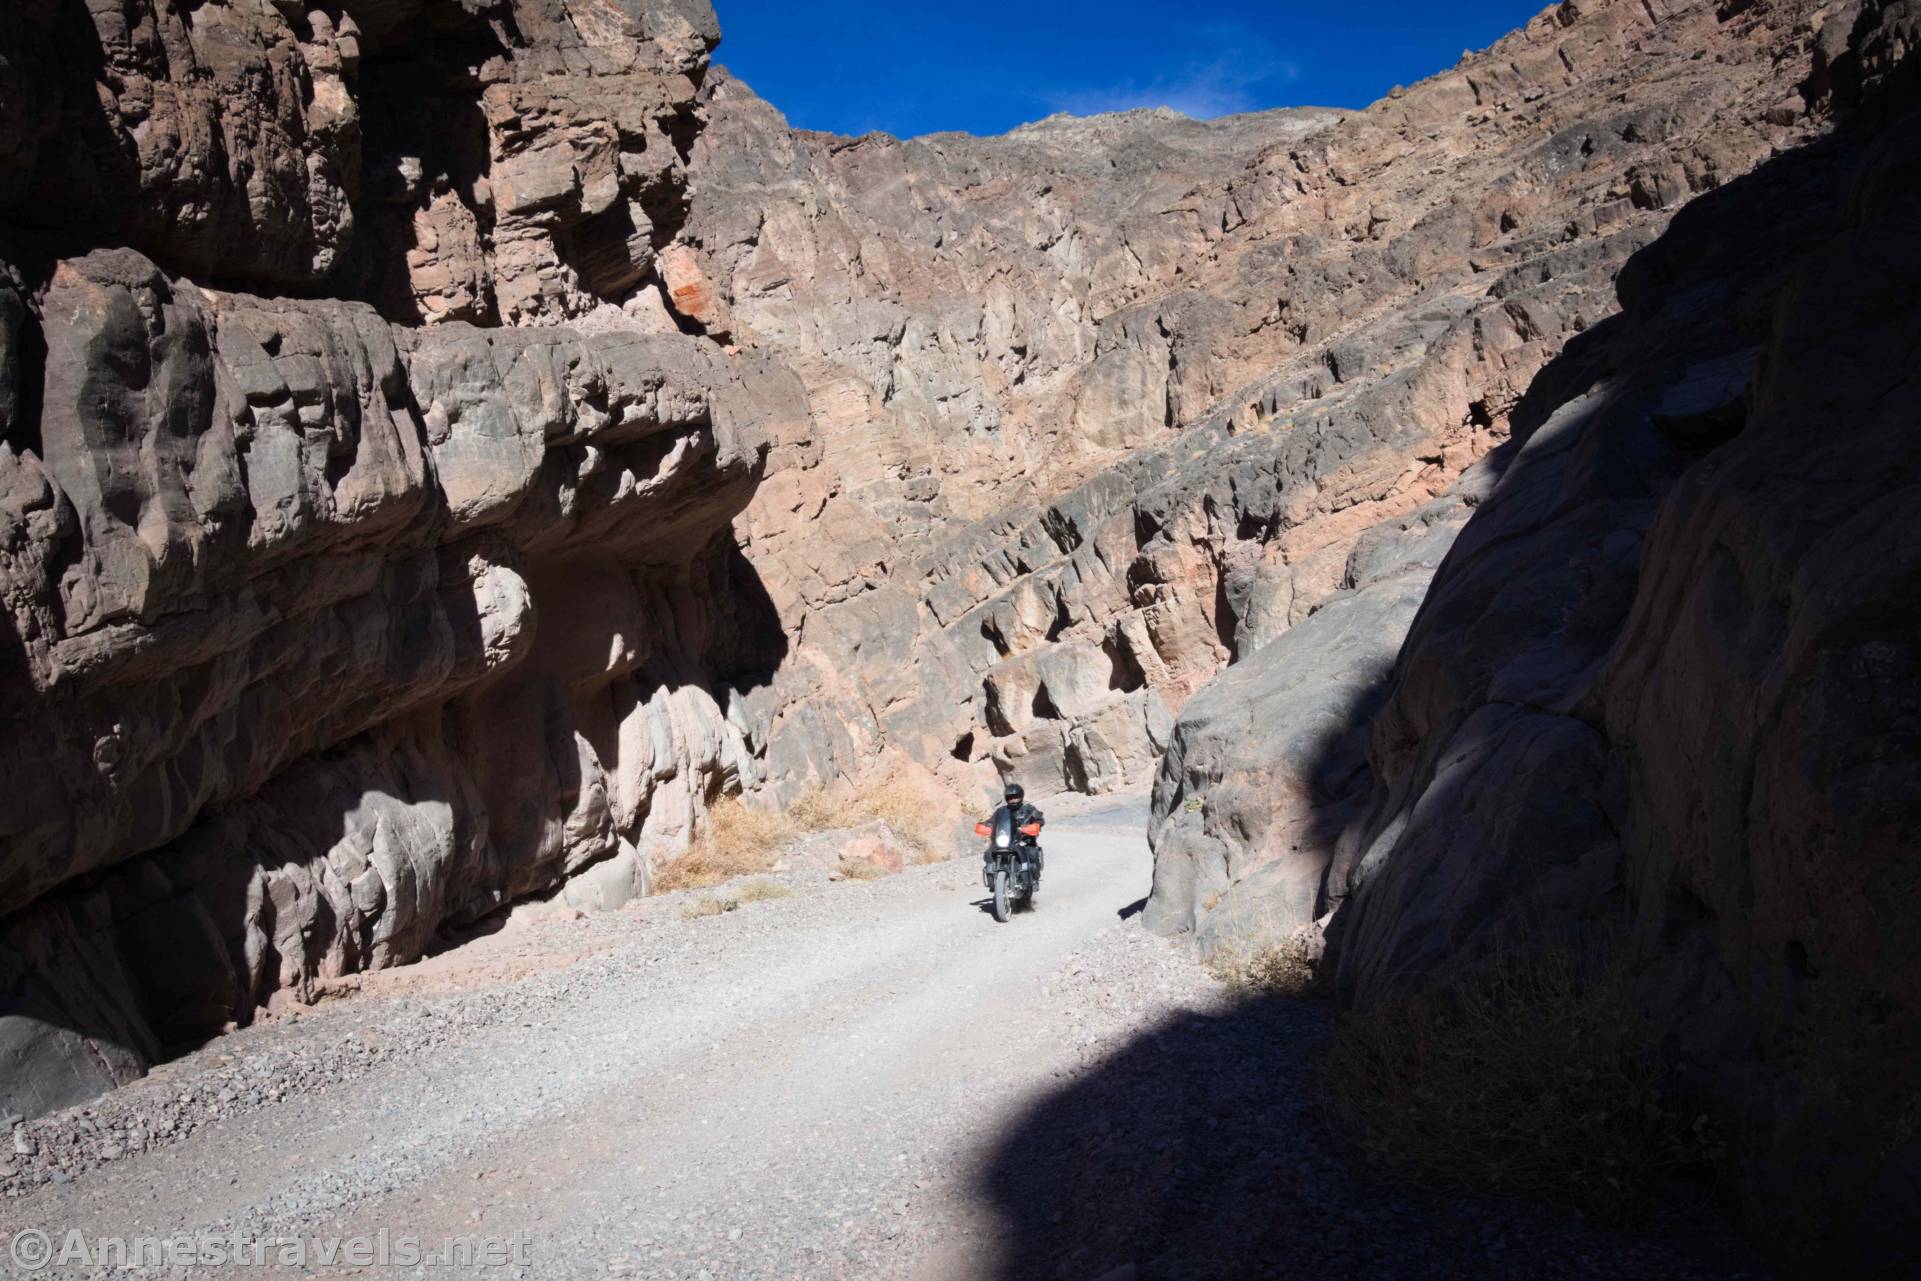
[983,782,1046,880]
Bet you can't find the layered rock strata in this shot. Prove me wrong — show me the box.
[0,0,720,324]
[683,0,1845,822]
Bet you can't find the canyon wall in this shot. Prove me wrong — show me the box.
[0,0,808,1119]
[1145,0,1921,1268]
[679,0,1842,829]
[3,13,1908,1247]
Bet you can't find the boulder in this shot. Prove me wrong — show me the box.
[1145,486,1478,958]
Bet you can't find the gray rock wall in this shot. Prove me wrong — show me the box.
[0,0,823,1119]
[0,238,805,1116]
[1143,487,1479,958]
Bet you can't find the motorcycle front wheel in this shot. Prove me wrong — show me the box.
[991,868,1010,923]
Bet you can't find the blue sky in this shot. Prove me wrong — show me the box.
[709,1,1551,138]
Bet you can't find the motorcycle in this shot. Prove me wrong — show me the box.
[974,810,1042,923]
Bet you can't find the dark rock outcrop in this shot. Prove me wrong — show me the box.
[1147,0,1921,1267]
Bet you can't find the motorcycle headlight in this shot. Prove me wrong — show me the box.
[995,833,1010,848]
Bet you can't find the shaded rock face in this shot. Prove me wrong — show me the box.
[679,0,1842,815]
[0,0,718,324]
[0,248,799,1117]
[1143,485,1479,956]
[1147,0,1921,1267]
[0,0,819,1119]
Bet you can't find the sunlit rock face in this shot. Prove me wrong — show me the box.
[675,0,1848,822]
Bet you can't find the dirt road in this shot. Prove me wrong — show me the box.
[4,810,1761,1281]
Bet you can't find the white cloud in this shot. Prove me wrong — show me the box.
[1044,26,1299,120]
[1050,72,1254,119]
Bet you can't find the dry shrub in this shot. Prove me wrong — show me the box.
[1210,936,1320,999]
[795,772,957,863]
[855,780,935,844]
[824,772,956,864]
[786,787,840,833]
[651,799,787,892]
[679,895,738,920]
[735,879,793,903]
[835,857,893,882]
[652,769,962,894]
[1322,935,1722,1225]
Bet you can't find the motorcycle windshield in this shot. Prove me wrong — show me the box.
[993,809,1015,849]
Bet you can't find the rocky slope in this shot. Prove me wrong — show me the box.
[678,0,1842,825]
[1144,0,1921,1269]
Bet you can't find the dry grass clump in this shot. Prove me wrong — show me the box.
[835,857,893,882]
[822,773,955,864]
[856,783,937,845]
[1210,936,1320,999]
[654,772,961,894]
[1322,936,1721,1226]
[679,895,739,920]
[652,799,787,892]
[734,879,793,903]
[652,765,967,895]
[786,788,840,832]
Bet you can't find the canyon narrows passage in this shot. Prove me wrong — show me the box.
[2,0,1919,1273]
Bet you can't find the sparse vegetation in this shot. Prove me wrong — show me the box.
[786,787,839,832]
[1321,934,1722,1226]
[735,879,793,903]
[680,895,739,920]
[1210,935,1320,998]
[652,800,788,892]
[855,781,943,851]
[835,857,893,881]
[651,773,957,893]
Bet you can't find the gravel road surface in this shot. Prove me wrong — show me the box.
[3,810,1766,1280]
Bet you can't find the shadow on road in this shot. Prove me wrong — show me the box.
[971,988,1766,1281]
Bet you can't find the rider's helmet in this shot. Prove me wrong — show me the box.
[1003,782,1024,808]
